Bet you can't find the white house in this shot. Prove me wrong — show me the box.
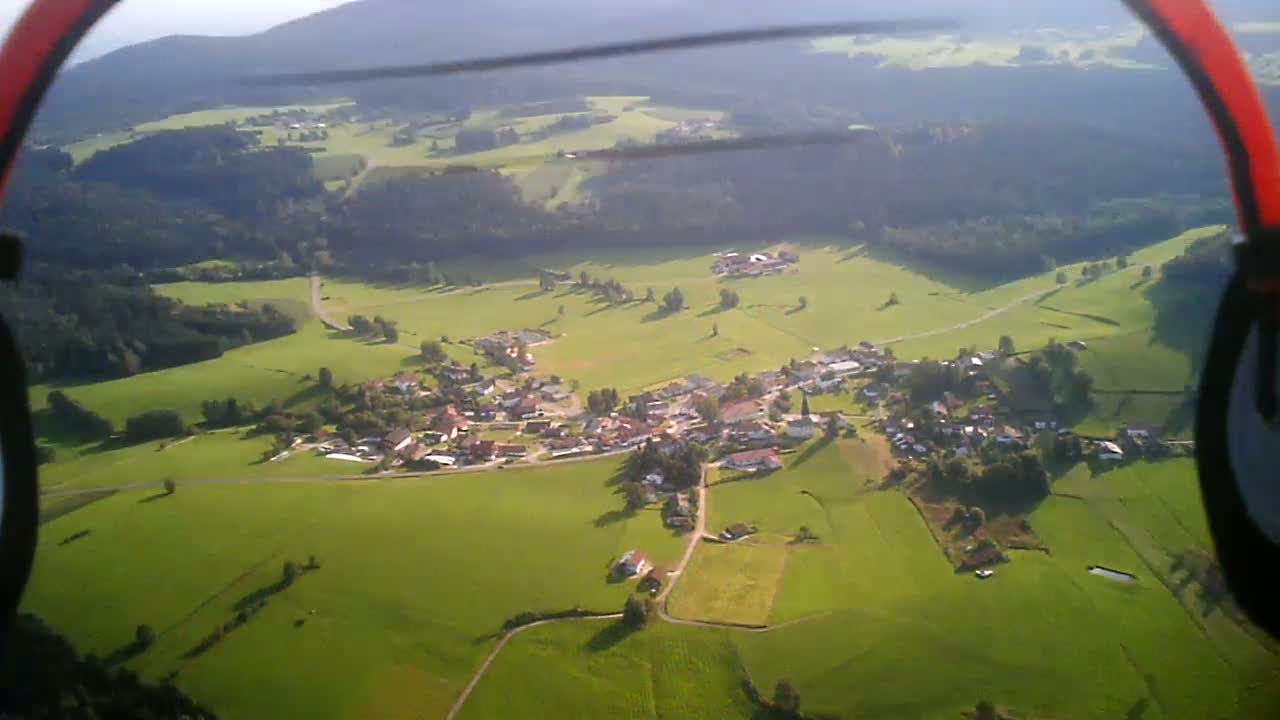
[828,360,862,377]
[723,449,784,472]
[786,416,818,439]
[642,472,665,487]
[1097,441,1125,462]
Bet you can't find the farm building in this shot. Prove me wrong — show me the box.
[383,429,413,452]
[617,550,651,577]
[723,449,783,472]
[1097,441,1125,462]
[720,399,765,425]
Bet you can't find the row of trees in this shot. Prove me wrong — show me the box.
[348,314,400,343]
[586,387,621,416]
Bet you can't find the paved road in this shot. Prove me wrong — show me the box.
[444,612,622,720]
[873,289,1055,346]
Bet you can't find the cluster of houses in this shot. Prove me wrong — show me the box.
[472,329,553,370]
[710,250,799,277]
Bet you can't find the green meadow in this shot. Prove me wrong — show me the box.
[29,227,1218,437]
[458,621,754,720]
[24,457,685,720]
[488,451,1279,720]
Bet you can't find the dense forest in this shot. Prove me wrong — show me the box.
[0,114,1236,383]
[0,614,216,719]
[0,264,296,383]
[1150,228,1235,367]
[333,122,1230,278]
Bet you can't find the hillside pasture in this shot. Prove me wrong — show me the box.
[24,458,685,720]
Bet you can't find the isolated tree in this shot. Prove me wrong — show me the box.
[1117,255,1130,269]
[693,394,720,423]
[383,323,400,344]
[712,322,719,337]
[622,595,651,628]
[825,414,840,438]
[579,270,591,286]
[420,340,447,365]
[1142,265,1154,280]
[662,287,685,313]
[430,139,439,152]
[162,478,176,496]
[283,561,300,586]
[348,314,373,336]
[719,287,740,309]
[1081,266,1091,280]
[539,273,556,291]
[645,287,656,303]
[773,679,801,713]
[886,290,900,307]
[307,554,321,569]
[298,412,324,435]
[975,700,997,720]
[998,335,1016,355]
[798,295,808,310]
[622,482,649,510]
[1055,270,1068,284]
[134,624,156,649]
[558,304,566,317]
[318,366,333,388]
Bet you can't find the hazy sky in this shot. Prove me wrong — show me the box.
[0,0,351,60]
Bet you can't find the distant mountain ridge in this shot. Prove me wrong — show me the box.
[30,0,1280,142]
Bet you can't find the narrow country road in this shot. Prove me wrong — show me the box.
[342,159,377,200]
[310,274,348,331]
[443,613,622,720]
[873,288,1055,346]
[656,465,709,607]
[40,446,637,500]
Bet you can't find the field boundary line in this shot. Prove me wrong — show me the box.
[444,612,622,720]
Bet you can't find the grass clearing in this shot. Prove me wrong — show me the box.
[667,542,788,626]
[24,457,685,720]
[459,620,755,720]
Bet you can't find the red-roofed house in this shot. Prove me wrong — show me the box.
[470,440,497,462]
[510,395,540,420]
[720,399,764,425]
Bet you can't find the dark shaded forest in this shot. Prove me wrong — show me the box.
[1,264,296,383]
[0,614,216,719]
[0,116,1235,383]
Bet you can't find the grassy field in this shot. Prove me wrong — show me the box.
[38,429,360,495]
[459,620,755,720]
[24,457,686,720]
[811,28,1153,70]
[733,456,1278,720]
[28,277,409,426]
[483,455,1278,720]
[41,227,1213,434]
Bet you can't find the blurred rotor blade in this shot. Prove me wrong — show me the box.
[427,128,877,172]
[243,18,955,87]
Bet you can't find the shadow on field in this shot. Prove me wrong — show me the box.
[642,307,679,323]
[232,578,291,612]
[584,621,638,652]
[137,491,173,504]
[697,305,729,318]
[515,290,550,301]
[103,639,149,667]
[593,508,635,528]
[784,305,806,315]
[790,436,833,469]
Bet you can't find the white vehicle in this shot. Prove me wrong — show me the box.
[975,569,995,579]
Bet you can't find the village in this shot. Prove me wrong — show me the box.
[281,320,1177,588]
